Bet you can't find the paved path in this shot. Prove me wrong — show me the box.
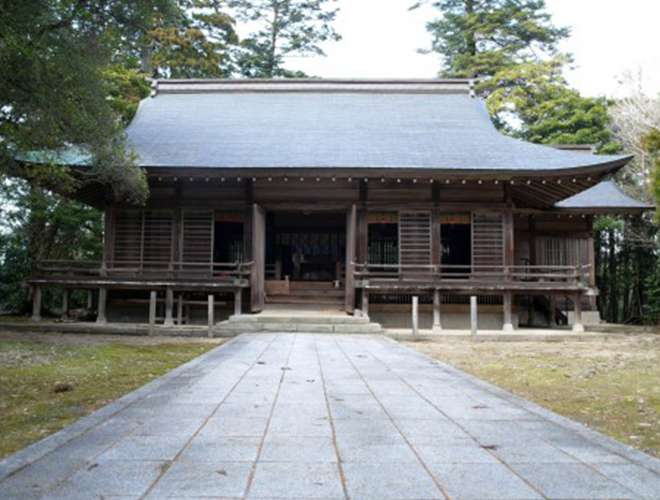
[2,334,660,499]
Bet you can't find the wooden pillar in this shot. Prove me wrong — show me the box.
[548,295,558,328]
[234,289,242,316]
[148,290,157,334]
[164,288,174,327]
[103,205,116,270]
[361,290,369,319]
[502,292,514,332]
[573,293,584,333]
[345,205,357,313]
[177,293,184,325]
[87,290,93,310]
[432,290,442,331]
[208,294,215,337]
[31,286,42,322]
[61,289,70,319]
[358,180,369,264]
[412,296,419,336]
[97,287,107,324]
[504,210,515,278]
[470,296,478,335]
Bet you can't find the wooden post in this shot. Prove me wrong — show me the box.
[573,293,584,333]
[177,294,184,325]
[549,295,557,328]
[470,296,478,335]
[97,287,107,324]
[432,290,442,331]
[234,289,242,316]
[412,296,419,336]
[61,289,70,319]
[361,290,369,319]
[164,288,174,327]
[502,292,514,332]
[275,259,282,280]
[148,290,157,334]
[31,286,42,322]
[87,290,93,310]
[208,294,215,337]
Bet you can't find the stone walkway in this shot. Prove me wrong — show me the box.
[1,334,660,499]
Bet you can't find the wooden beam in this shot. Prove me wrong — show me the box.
[234,289,242,316]
[361,290,369,318]
[148,290,156,334]
[31,286,42,322]
[573,293,584,332]
[470,296,478,335]
[208,294,215,337]
[503,292,514,332]
[61,289,70,319]
[412,296,419,336]
[433,290,442,331]
[164,288,174,327]
[97,287,108,324]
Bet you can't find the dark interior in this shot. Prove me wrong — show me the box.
[266,212,345,281]
[214,222,244,263]
[368,223,399,264]
[441,223,472,271]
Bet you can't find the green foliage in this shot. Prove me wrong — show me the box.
[483,59,619,150]
[0,180,103,314]
[417,0,569,78]
[229,0,341,78]
[0,0,164,204]
[646,255,660,324]
[148,0,238,78]
[642,128,660,223]
[102,66,152,125]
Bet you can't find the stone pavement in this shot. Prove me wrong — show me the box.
[1,334,660,499]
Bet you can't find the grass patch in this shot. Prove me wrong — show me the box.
[0,337,217,459]
[406,336,660,458]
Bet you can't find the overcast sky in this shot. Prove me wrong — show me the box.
[286,0,659,98]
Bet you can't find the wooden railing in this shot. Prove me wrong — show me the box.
[352,263,592,289]
[34,260,253,283]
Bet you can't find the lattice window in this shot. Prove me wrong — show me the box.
[537,237,589,266]
[399,211,432,266]
[472,212,504,270]
[181,210,214,265]
[114,210,143,266]
[143,210,173,267]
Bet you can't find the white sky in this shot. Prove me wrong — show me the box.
[285,0,660,98]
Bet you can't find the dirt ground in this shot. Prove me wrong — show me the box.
[406,335,660,458]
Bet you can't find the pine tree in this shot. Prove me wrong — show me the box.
[417,0,569,78]
[228,0,341,78]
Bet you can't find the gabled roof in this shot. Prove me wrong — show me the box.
[555,180,654,212]
[125,79,631,175]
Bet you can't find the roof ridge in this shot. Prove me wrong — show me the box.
[153,78,476,96]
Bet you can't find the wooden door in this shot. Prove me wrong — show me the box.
[345,204,357,313]
[251,204,266,312]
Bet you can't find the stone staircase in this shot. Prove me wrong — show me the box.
[215,312,383,336]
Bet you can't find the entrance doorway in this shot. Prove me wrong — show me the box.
[440,214,471,273]
[266,212,346,282]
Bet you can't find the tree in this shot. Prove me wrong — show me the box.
[0,0,172,204]
[415,0,569,78]
[228,0,341,78]
[147,0,238,78]
[483,59,619,151]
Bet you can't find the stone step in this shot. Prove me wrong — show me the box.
[266,295,343,305]
[289,281,338,290]
[215,321,383,335]
[229,314,370,325]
